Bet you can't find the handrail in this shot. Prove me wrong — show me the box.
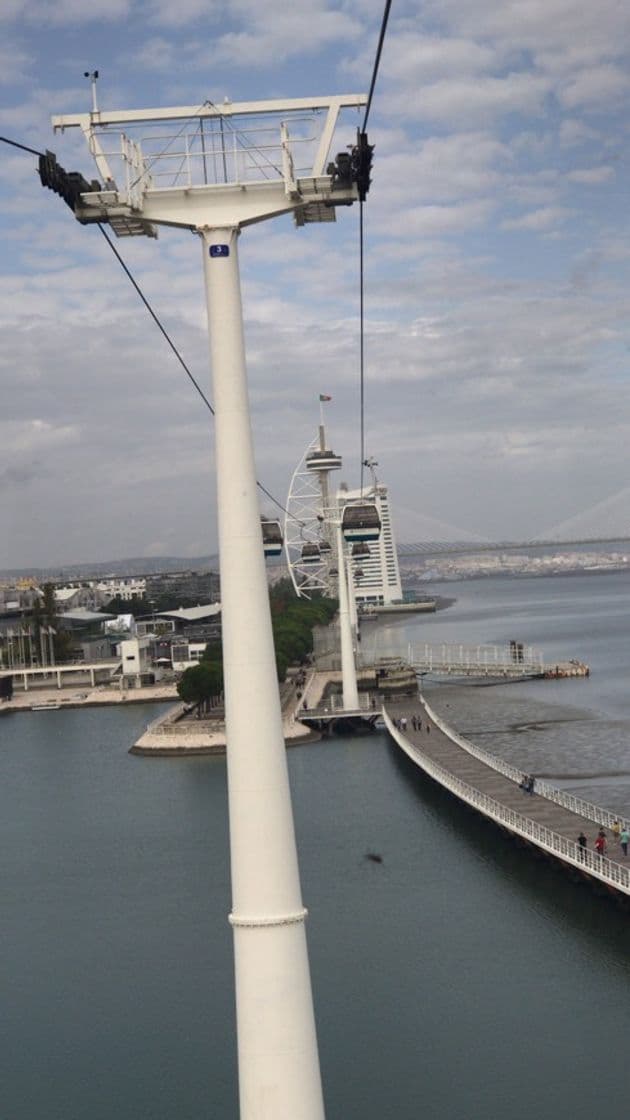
[383,710,630,896]
[421,695,630,833]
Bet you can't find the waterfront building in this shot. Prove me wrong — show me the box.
[93,577,147,601]
[54,586,106,612]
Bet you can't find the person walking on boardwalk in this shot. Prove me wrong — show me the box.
[620,827,629,857]
[612,819,621,842]
[595,833,607,857]
[577,832,587,861]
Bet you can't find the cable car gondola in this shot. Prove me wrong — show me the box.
[341,501,381,543]
[261,519,283,558]
[301,542,321,566]
[351,541,370,559]
[318,540,332,555]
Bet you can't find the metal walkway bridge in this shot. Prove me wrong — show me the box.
[404,641,545,678]
[385,696,630,901]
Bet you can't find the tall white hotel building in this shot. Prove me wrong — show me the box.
[338,483,402,607]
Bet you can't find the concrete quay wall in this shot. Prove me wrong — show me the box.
[130,668,333,756]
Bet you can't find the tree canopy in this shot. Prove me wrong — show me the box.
[176,580,337,708]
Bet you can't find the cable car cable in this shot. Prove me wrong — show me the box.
[95,223,215,415]
[1,135,44,157]
[362,0,393,133]
[1,133,304,526]
[357,0,392,494]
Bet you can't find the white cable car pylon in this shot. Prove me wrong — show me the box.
[50,90,369,1120]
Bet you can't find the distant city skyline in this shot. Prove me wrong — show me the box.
[2,536,630,582]
[2,1,630,567]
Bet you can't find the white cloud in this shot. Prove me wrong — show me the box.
[377,200,493,238]
[559,64,630,110]
[382,72,551,126]
[502,206,575,231]
[3,0,630,560]
[0,41,31,83]
[217,7,361,67]
[1,0,131,23]
[559,119,601,148]
[567,166,615,184]
[427,0,630,58]
[364,33,496,84]
[144,0,221,27]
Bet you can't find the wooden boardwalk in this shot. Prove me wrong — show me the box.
[384,696,630,899]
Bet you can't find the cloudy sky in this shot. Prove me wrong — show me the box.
[2,0,630,569]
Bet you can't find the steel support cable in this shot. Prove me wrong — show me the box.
[96,225,301,522]
[96,223,216,415]
[95,226,301,523]
[358,0,393,494]
[0,135,43,157]
[0,133,301,526]
[362,0,393,133]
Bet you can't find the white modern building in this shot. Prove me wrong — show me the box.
[170,640,209,672]
[93,578,147,600]
[118,636,152,686]
[54,586,105,612]
[338,483,402,607]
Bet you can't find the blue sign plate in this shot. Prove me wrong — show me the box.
[209,244,230,258]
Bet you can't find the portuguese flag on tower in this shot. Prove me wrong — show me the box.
[319,394,332,401]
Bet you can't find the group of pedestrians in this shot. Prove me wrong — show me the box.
[577,822,630,859]
[392,714,424,733]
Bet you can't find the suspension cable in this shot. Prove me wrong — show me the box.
[358,0,392,494]
[0,135,43,157]
[1,133,301,524]
[362,0,393,132]
[96,223,215,415]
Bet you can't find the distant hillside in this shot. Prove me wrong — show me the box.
[0,555,220,581]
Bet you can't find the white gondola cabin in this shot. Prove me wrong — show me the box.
[261,519,283,558]
[341,502,381,543]
[351,541,370,559]
[301,542,321,566]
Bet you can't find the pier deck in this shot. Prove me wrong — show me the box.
[385,697,630,897]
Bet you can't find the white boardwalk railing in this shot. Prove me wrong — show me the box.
[421,694,630,834]
[383,709,630,897]
[406,641,544,677]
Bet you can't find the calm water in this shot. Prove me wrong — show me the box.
[2,572,630,1119]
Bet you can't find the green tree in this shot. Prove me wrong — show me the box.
[177,661,223,716]
[34,583,74,663]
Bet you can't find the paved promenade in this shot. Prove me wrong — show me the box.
[0,681,178,714]
[131,669,334,755]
